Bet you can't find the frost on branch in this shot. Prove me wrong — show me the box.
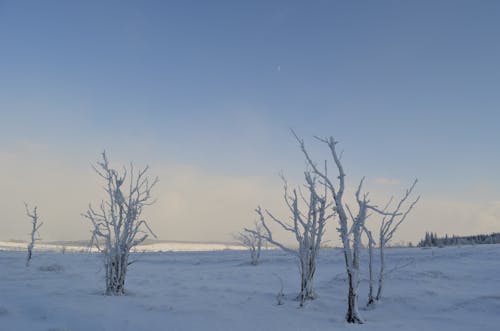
[236,221,263,265]
[247,171,333,307]
[295,132,419,320]
[83,152,158,296]
[296,132,379,324]
[376,180,419,301]
[24,203,43,267]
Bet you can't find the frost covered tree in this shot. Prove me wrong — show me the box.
[236,222,263,265]
[247,172,332,307]
[24,203,43,267]
[83,152,158,296]
[363,225,376,307]
[342,178,380,322]
[376,180,419,301]
[296,133,387,323]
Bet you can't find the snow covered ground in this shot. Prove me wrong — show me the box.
[1,245,499,331]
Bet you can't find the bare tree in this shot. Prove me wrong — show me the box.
[376,180,419,301]
[295,133,385,323]
[247,172,332,307]
[236,221,263,265]
[83,152,158,296]
[24,203,43,267]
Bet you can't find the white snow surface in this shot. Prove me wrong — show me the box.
[1,245,499,330]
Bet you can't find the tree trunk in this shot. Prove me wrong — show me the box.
[26,245,33,267]
[376,243,385,301]
[250,247,258,265]
[298,257,316,306]
[105,253,128,295]
[367,237,375,307]
[346,272,363,323]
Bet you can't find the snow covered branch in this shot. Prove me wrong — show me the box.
[24,203,43,267]
[248,171,332,307]
[83,151,158,295]
[237,221,264,265]
[295,132,373,324]
[376,179,419,301]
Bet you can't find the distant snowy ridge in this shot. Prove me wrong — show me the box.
[0,240,246,252]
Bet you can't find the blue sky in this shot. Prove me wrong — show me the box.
[0,1,499,243]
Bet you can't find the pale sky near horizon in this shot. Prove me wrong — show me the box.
[0,1,499,245]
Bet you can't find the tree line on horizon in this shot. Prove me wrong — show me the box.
[418,231,500,247]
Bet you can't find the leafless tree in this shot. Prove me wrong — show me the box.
[295,133,388,323]
[247,171,333,307]
[24,203,43,267]
[236,221,263,265]
[376,180,419,301]
[343,178,382,322]
[83,152,158,296]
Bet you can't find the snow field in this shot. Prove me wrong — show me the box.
[1,245,499,331]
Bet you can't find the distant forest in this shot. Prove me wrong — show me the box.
[417,232,500,247]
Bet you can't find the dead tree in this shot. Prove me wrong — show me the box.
[83,152,158,296]
[24,203,43,267]
[296,133,381,323]
[247,172,332,307]
[376,180,419,301]
[236,221,263,265]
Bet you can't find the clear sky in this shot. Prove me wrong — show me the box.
[0,0,499,245]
